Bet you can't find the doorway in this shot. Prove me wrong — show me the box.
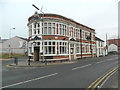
[34,47,40,61]
[70,44,74,60]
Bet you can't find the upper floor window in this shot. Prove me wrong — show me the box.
[43,22,56,35]
[76,29,80,38]
[34,29,36,34]
[34,23,40,28]
[70,27,73,37]
[58,24,67,36]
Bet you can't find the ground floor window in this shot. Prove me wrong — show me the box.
[59,42,68,54]
[86,45,90,53]
[76,44,80,53]
[82,44,86,53]
[44,41,56,54]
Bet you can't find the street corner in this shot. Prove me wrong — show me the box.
[6,64,20,68]
[5,64,30,68]
[5,63,45,68]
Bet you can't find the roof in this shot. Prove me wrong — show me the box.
[95,37,104,42]
[28,13,95,32]
[0,39,8,43]
[0,36,27,43]
[15,36,27,41]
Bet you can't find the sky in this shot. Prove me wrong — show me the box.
[0,0,119,41]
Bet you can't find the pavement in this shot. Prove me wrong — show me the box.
[6,58,77,67]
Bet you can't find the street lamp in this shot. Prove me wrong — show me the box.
[9,28,15,58]
[32,4,45,61]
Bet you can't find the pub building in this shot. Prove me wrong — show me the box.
[27,12,96,61]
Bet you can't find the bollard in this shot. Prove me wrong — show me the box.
[28,59,30,65]
[28,56,31,65]
[14,57,18,65]
[45,59,47,65]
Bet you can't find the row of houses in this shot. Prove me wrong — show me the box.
[1,12,119,61]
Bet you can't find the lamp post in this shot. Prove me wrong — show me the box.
[9,28,15,58]
[32,4,45,61]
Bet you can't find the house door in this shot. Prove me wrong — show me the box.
[34,47,40,61]
[70,44,74,60]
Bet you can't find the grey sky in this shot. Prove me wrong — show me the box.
[0,0,119,41]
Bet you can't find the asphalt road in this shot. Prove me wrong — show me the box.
[2,55,119,89]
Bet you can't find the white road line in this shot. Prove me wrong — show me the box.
[72,64,91,70]
[2,73,58,89]
[96,61,106,64]
[106,59,116,61]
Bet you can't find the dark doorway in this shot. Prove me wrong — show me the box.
[34,47,40,61]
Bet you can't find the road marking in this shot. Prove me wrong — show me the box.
[72,64,91,70]
[106,58,117,61]
[96,58,118,64]
[96,61,106,64]
[86,65,119,90]
[2,73,58,89]
[92,67,118,89]
[99,69,118,88]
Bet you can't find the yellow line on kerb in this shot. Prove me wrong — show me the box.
[86,65,119,90]
[92,67,118,89]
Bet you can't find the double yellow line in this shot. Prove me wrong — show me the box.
[86,65,120,90]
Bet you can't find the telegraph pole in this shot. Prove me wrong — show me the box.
[106,33,108,55]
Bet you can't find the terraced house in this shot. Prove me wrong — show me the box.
[27,12,96,61]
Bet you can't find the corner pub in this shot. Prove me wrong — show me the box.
[27,12,96,61]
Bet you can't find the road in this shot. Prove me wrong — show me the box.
[2,55,119,89]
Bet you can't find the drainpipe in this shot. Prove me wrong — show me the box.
[80,29,82,59]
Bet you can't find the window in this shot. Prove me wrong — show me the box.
[58,24,62,35]
[44,23,47,27]
[34,29,36,34]
[34,24,36,28]
[37,42,40,45]
[48,23,51,27]
[64,25,67,36]
[59,42,68,54]
[76,44,80,53]
[48,27,51,34]
[58,24,67,36]
[38,24,40,27]
[34,23,39,28]
[70,27,73,37]
[44,41,56,54]
[37,29,40,34]
[81,31,84,39]
[43,22,56,35]
[85,32,88,40]
[86,45,90,53]
[82,44,85,53]
[52,27,55,34]
[76,29,80,38]
[44,27,47,34]
[52,23,55,27]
